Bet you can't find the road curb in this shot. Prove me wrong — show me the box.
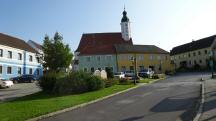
[27,78,162,121]
[193,81,205,121]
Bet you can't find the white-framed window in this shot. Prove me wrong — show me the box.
[128,55,133,61]
[138,55,144,61]
[0,49,3,57]
[149,55,154,60]
[86,56,91,62]
[97,56,101,61]
[29,55,33,62]
[18,67,22,74]
[8,51,12,59]
[84,67,88,72]
[106,55,112,61]
[7,66,12,74]
[18,53,22,60]
[29,68,33,74]
[157,55,161,60]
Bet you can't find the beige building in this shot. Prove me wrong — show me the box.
[170,35,216,70]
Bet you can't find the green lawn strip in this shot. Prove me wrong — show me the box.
[139,78,156,83]
[0,84,134,121]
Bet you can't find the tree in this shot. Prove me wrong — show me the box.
[43,32,73,72]
[105,67,114,79]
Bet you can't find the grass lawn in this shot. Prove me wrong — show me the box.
[139,78,157,83]
[0,84,134,121]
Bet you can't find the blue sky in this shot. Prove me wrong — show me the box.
[1,0,216,52]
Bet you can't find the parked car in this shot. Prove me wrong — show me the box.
[138,69,154,78]
[114,72,125,79]
[0,79,14,88]
[11,75,37,83]
[124,71,140,80]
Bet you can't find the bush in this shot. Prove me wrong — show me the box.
[40,71,105,95]
[39,72,62,93]
[87,76,105,91]
[104,79,119,87]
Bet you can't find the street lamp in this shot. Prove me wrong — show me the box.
[130,56,137,85]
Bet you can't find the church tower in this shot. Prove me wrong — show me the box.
[121,8,131,41]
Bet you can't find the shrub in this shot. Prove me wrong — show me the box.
[41,71,105,95]
[104,79,119,87]
[39,72,62,93]
[87,76,105,91]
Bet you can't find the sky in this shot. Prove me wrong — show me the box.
[1,0,216,52]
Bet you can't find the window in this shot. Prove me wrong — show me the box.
[107,55,112,61]
[0,49,3,57]
[8,51,12,58]
[91,67,94,73]
[18,53,22,60]
[204,50,208,54]
[165,56,168,60]
[97,56,100,61]
[188,53,191,57]
[0,65,2,74]
[128,55,133,60]
[194,60,197,64]
[7,66,12,74]
[193,52,196,56]
[29,55,33,62]
[86,57,90,62]
[199,60,202,63]
[18,67,22,74]
[188,61,191,65]
[149,55,153,60]
[29,68,33,74]
[198,51,201,55]
[139,55,144,61]
[84,68,87,72]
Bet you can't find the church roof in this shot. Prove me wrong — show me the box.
[76,32,133,55]
[170,35,216,55]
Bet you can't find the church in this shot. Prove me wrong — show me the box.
[74,9,173,74]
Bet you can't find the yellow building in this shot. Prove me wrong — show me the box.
[115,45,174,73]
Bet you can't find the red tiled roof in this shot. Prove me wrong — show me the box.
[76,32,133,55]
[0,33,37,53]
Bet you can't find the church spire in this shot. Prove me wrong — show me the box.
[121,7,131,41]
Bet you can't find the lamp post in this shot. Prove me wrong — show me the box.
[130,56,137,85]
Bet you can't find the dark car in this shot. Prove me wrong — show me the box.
[11,75,37,83]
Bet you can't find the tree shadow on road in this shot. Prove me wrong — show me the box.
[150,96,199,121]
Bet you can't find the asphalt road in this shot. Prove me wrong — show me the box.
[0,83,41,102]
[41,72,210,121]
